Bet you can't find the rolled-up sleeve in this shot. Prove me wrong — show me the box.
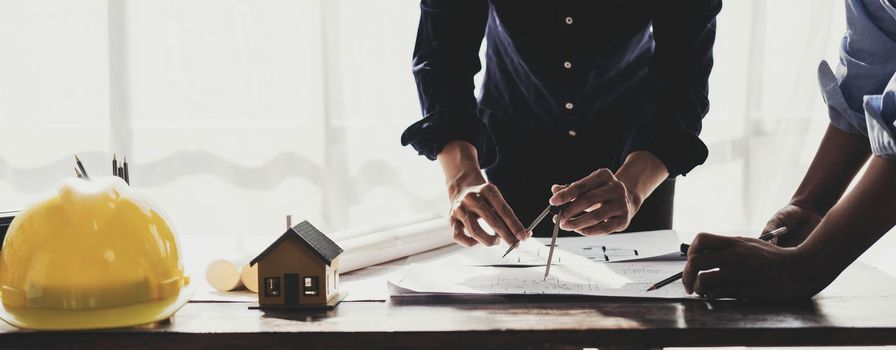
[864,73,896,159]
[400,0,496,167]
[622,0,721,177]
[818,61,866,136]
[818,0,896,140]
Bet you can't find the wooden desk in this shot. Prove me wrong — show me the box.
[2,263,896,349]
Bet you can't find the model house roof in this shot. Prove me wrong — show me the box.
[250,220,343,266]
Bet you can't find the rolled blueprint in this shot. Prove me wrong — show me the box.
[205,258,248,292]
[240,262,259,293]
[338,217,453,273]
[328,213,441,241]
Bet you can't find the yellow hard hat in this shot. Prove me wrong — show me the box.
[0,176,194,330]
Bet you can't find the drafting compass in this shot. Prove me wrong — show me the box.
[501,203,568,280]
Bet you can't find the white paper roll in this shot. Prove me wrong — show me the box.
[328,213,440,241]
[205,259,245,292]
[338,218,453,273]
[240,263,259,293]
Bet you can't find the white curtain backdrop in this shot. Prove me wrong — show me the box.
[2,0,895,272]
[0,0,442,238]
[676,0,845,233]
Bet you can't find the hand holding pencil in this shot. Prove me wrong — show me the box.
[667,227,825,300]
[647,227,788,292]
[761,203,822,247]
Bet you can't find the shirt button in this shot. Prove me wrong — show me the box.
[563,61,572,69]
[564,102,574,110]
[564,17,573,25]
[568,130,577,137]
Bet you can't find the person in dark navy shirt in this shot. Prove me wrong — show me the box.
[401,1,722,245]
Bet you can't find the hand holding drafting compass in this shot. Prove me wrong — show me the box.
[501,202,568,280]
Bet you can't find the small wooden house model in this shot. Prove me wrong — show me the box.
[250,220,344,308]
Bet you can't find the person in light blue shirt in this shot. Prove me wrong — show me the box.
[681,0,896,299]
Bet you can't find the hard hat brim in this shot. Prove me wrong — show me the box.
[0,283,196,331]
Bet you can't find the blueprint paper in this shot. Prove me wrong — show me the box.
[392,230,695,299]
[534,229,684,263]
[405,229,684,267]
[389,262,694,299]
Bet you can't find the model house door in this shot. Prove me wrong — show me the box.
[284,273,299,305]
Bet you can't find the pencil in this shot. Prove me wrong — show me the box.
[74,155,89,180]
[123,156,129,184]
[112,154,118,178]
[758,227,788,241]
[646,227,789,292]
[646,272,683,291]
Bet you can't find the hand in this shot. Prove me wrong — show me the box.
[762,203,823,247]
[682,233,826,299]
[548,169,636,236]
[447,176,527,247]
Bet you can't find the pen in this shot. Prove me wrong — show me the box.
[113,154,118,178]
[646,227,789,292]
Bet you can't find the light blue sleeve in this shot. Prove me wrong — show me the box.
[863,73,896,159]
[817,0,896,136]
[818,61,865,135]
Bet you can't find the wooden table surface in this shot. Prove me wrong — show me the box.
[2,262,896,349]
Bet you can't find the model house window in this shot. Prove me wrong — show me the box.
[303,276,319,296]
[264,277,281,297]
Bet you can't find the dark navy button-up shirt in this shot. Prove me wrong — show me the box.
[401,0,721,177]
